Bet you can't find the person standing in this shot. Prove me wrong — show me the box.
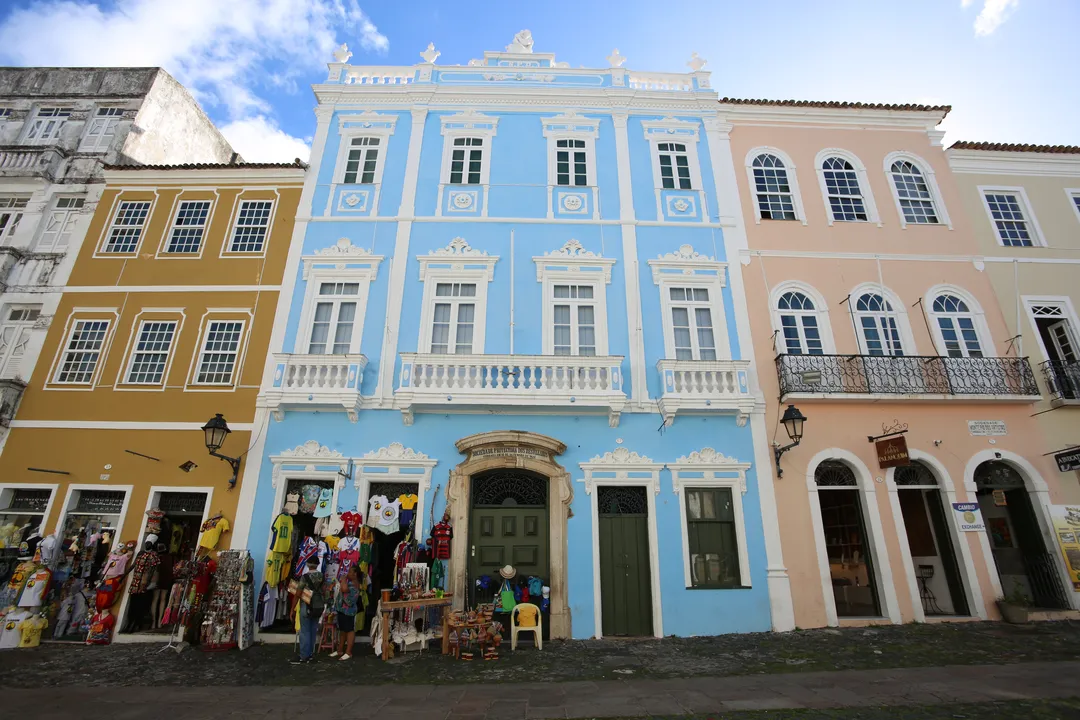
[291,556,324,664]
[329,566,360,661]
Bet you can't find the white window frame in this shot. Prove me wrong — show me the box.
[161,197,216,256]
[295,244,383,356]
[648,246,731,361]
[22,106,72,144]
[0,195,30,246]
[883,151,952,229]
[1066,189,1080,227]
[813,148,881,226]
[34,194,85,253]
[849,283,916,357]
[0,484,59,537]
[1022,296,1080,366]
[548,282,602,356]
[424,281,481,355]
[642,118,703,191]
[668,448,753,589]
[533,239,615,356]
[118,312,185,388]
[924,285,995,358]
[0,304,42,380]
[222,196,278,256]
[542,115,599,189]
[977,185,1047,248]
[96,197,155,256]
[579,448,664,639]
[80,106,124,152]
[769,282,836,355]
[744,146,807,225]
[51,484,134,548]
[416,238,498,355]
[439,115,498,186]
[356,443,438,540]
[323,112,398,216]
[186,312,252,389]
[48,312,118,388]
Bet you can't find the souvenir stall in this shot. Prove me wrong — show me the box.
[157,510,232,648]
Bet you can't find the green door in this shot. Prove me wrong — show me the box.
[468,470,548,603]
[598,486,653,637]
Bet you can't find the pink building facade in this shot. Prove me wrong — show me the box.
[719,101,1080,628]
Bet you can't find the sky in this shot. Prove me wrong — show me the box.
[0,0,1076,162]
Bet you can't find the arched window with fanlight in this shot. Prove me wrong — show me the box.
[777,291,824,355]
[854,292,905,356]
[821,156,868,222]
[884,152,951,228]
[749,152,798,221]
[929,293,984,358]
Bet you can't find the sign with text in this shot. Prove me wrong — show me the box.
[875,435,910,469]
[952,502,986,532]
[968,420,1007,437]
[1049,505,1080,591]
[470,446,551,462]
[1054,449,1080,473]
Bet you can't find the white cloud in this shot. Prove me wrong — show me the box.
[964,0,1020,36]
[220,116,310,163]
[0,0,388,121]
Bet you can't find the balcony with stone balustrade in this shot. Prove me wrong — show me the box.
[0,145,66,182]
[258,353,368,422]
[655,359,758,426]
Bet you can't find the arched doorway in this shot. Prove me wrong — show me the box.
[974,461,1070,609]
[894,461,968,616]
[815,460,881,617]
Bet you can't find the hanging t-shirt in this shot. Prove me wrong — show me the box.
[398,493,419,529]
[101,550,130,579]
[340,511,362,536]
[17,568,50,607]
[18,616,48,648]
[270,514,294,554]
[86,611,115,645]
[128,550,160,595]
[145,509,165,535]
[283,492,300,515]
[169,524,184,554]
[299,484,321,514]
[431,521,453,560]
[366,496,389,528]
[374,499,401,535]
[0,610,30,649]
[336,536,361,579]
[313,487,334,518]
[198,516,230,550]
[37,535,60,567]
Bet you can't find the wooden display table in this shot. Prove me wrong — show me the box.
[377,595,454,661]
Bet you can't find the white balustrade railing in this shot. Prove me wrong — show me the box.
[398,353,627,425]
[0,146,61,177]
[260,353,367,421]
[5,255,62,288]
[344,67,415,85]
[627,72,695,92]
[656,359,756,425]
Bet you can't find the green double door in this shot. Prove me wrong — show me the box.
[598,487,653,637]
[468,470,549,602]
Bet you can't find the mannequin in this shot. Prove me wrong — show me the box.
[151,542,171,629]
[125,540,160,632]
[86,590,116,645]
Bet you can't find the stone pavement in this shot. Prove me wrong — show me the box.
[5,661,1079,720]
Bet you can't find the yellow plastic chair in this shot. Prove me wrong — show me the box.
[510,603,542,650]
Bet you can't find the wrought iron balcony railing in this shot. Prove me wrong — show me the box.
[1041,360,1080,401]
[776,354,1040,399]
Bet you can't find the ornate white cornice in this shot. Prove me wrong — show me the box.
[363,442,431,461]
[587,447,655,465]
[641,116,701,143]
[579,448,663,495]
[439,108,499,135]
[673,447,746,466]
[541,110,600,138]
[430,237,487,256]
[357,443,437,491]
[302,238,384,280]
[533,239,615,283]
[338,111,398,134]
[418,237,499,281]
[280,440,342,459]
[647,243,727,285]
[270,441,348,489]
[668,448,751,495]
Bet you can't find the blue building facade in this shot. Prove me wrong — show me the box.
[235,33,794,639]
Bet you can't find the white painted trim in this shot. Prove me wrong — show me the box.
[1066,189,1080,227]
[1021,295,1080,365]
[667,449,753,589]
[946,149,1080,178]
[805,448,902,626]
[534,241,615,356]
[294,242,383,355]
[642,118,704,190]
[266,442,350,555]
[52,483,134,553]
[45,309,120,390]
[355,443,438,540]
[579,450,664,639]
[883,151,952,230]
[542,112,600,201]
[154,191,221,259]
[219,193,279,258]
[849,282,918,356]
[8,420,254,430]
[744,146,807,225]
[0,482,59,536]
[416,238,497,355]
[93,192,159,258]
[923,284,997,357]
[769,280,838,355]
[648,247,731,361]
[813,148,882,227]
[185,310,253,389]
[976,185,1048,248]
[114,310,186,389]
[436,111,498,216]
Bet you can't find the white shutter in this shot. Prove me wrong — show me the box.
[0,324,31,379]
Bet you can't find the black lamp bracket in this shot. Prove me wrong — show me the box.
[209,450,241,488]
[773,439,801,478]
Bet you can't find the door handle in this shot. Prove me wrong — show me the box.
[471,545,476,557]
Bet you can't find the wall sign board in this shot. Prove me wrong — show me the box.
[968,420,1007,437]
[875,435,910,469]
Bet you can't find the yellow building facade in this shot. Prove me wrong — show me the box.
[0,161,304,637]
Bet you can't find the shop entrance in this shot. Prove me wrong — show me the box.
[467,469,549,608]
[975,461,1070,609]
[815,461,881,617]
[597,486,653,637]
[363,480,418,633]
[894,462,968,616]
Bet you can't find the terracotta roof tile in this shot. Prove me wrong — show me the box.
[948,141,1080,154]
[104,160,308,171]
[718,98,951,113]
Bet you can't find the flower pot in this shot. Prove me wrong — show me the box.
[997,600,1030,624]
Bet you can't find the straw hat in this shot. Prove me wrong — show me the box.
[498,564,517,579]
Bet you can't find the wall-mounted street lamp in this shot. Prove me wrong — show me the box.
[774,404,807,478]
[201,413,241,488]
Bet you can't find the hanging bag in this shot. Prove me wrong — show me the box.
[499,579,516,613]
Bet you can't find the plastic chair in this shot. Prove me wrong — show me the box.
[510,603,542,650]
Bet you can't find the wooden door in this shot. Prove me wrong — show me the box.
[598,486,653,637]
[468,470,548,603]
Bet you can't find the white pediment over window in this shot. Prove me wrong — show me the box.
[533,239,615,282]
[440,109,499,134]
[338,111,398,133]
[542,111,600,138]
[588,447,655,464]
[280,440,342,459]
[270,440,349,490]
[668,447,751,495]
[647,243,726,285]
[641,116,701,142]
[418,237,499,281]
[363,442,431,461]
[301,237,384,280]
[579,447,663,495]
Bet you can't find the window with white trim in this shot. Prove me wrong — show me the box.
[552,284,596,356]
[668,287,716,360]
[23,107,71,143]
[125,320,177,384]
[778,291,824,355]
[983,192,1034,247]
[55,319,110,384]
[308,282,360,354]
[228,200,272,253]
[1071,192,1080,219]
[930,294,983,358]
[752,154,796,220]
[35,195,84,252]
[101,200,151,254]
[854,293,904,356]
[657,142,692,190]
[165,200,211,254]
[685,487,740,587]
[80,107,124,152]
[821,157,867,222]
[0,305,41,379]
[448,138,484,185]
[0,195,29,246]
[342,137,380,184]
[429,283,476,354]
[890,160,940,224]
[194,321,244,385]
[555,139,588,187]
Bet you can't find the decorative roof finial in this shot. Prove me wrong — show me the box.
[420,42,440,64]
[332,43,352,64]
[506,29,535,54]
[607,48,626,68]
[687,52,707,72]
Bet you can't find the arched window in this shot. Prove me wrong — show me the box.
[821,157,867,222]
[930,293,983,358]
[854,292,904,356]
[894,460,938,486]
[752,154,797,220]
[777,291,824,355]
[889,160,940,225]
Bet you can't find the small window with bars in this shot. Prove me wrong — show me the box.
[684,487,740,588]
[984,192,1034,247]
[125,320,178,384]
[228,200,272,253]
[72,489,125,514]
[55,319,110,384]
[555,138,587,186]
[4,489,51,513]
[194,320,244,385]
[343,137,380,184]
[449,138,483,185]
[102,200,151,254]
[657,142,692,190]
[166,200,212,253]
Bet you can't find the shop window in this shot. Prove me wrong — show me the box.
[815,461,881,618]
[684,487,740,588]
[0,487,54,550]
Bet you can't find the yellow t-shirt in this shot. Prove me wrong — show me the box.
[515,604,538,627]
[270,514,293,554]
[18,617,47,648]
[398,494,419,511]
[324,535,340,551]
[265,553,284,586]
[198,517,230,550]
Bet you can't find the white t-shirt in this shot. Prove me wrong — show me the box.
[38,535,59,567]
[0,610,30,649]
[18,568,51,607]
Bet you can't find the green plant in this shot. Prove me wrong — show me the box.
[1000,581,1032,607]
